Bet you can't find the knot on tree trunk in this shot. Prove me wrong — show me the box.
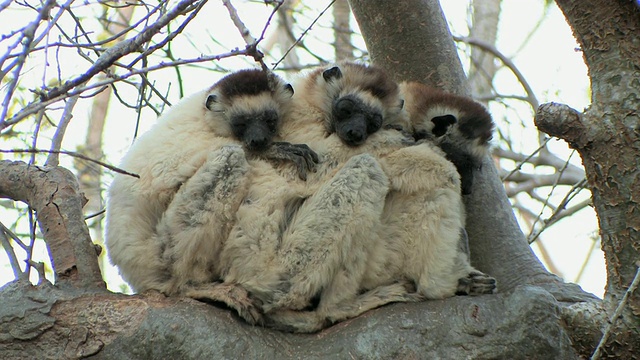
[534,102,587,150]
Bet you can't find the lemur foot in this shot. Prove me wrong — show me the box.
[456,270,497,295]
[185,282,263,325]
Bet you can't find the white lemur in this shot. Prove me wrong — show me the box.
[104,69,317,317]
[243,62,497,333]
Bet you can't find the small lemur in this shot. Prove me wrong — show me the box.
[104,69,317,318]
[400,81,495,195]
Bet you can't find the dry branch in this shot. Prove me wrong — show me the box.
[0,160,104,289]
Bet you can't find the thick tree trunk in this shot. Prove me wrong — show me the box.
[536,1,640,356]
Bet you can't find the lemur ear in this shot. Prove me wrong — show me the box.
[284,83,294,97]
[322,66,342,82]
[205,94,217,111]
[431,114,457,137]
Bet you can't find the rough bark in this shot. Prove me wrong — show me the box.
[0,280,579,360]
[536,1,640,357]
[348,0,468,94]
[0,160,105,290]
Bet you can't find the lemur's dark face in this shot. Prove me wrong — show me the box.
[322,66,385,147]
[205,69,295,152]
[229,109,279,152]
[331,94,383,147]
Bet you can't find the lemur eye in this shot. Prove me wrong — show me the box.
[336,98,355,118]
[367,113,383,133]
[263,110,279,132]
[231,116,248,135]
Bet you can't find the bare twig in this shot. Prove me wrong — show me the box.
[0,222,28,251]
[0,149,140,178]
[2,49,243,129]
[1,0,204,131]
[272,0,336,70]
[528,178,588,244]
[0,0,57,127]
[126,0,207,68]
[222,0,257,45]
[454,35,539,110]
[0,224,24,280]
[221,0,283,70]
[574,235,599,284]
[45,95,79,167]
[85,208,106,221]
[591,264,640,360]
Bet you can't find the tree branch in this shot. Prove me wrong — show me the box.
[535,102,588,149]
[0,281,581,359]
[454,36,539,110]
[1,0,204,131]
[45,95,79,167]
[0,160,105,289]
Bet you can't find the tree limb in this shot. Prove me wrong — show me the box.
[534,102,587,149]
[0,280,582,359]
[0,160,104,289]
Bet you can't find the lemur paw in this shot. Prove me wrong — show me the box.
[263,142,320,180]
[455,270,497,296]
[185,282,263,325]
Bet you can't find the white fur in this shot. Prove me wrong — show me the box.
[254,63,480,333]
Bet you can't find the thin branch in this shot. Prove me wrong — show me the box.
[45,95,79,167]
[29,109,45,166]
[500,137,553,181]
[574,235,599,284]
[0,149,140,178]
[0,0,12,13]
[1,0,204,131]
[126,0,207,69]
[2,49,244,130]
[528,178,588,244]
[85,208,106,221]
[497,145,585,178]
[454,35,539,110]
[591,264,640,360]
[0,222,28,251]
[272,0,336,70]
[222,0,257,45]
[0,0,57,127]
[221,0,283,70]
[0,224,24,280]
[528,150,578,238]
